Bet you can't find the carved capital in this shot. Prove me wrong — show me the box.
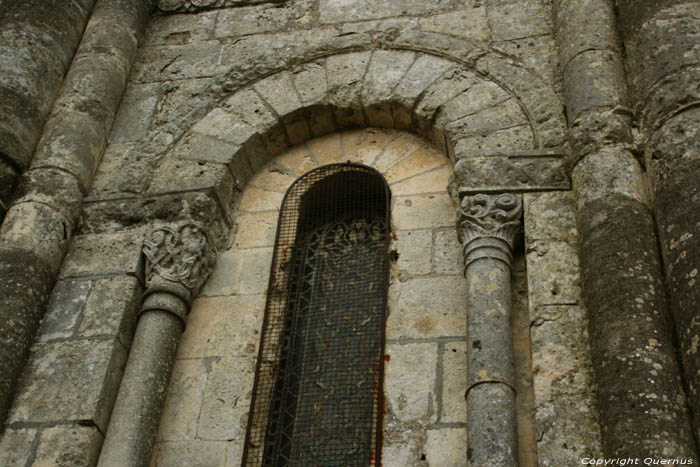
[143,222,216,305]
[457,193,522,269]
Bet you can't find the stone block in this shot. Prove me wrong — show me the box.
[271,143,318,177]
[198,357,257,440]
[425,428,467,466]
[452,125,535,159]
[152,78,212,130]
[254,72,302,117]
[437,81,511,127]
[344,128,395,167]
[556,0,618,67]
[396,230,433,276]
[192,108,256,146]
[493,35,561,96]
[79,275,141,348]
[9,338,127,432]
[326,52,370,127]
[387,275,467,339]
[564,50,627,122]
[415,69,480,125]
[150,440,227,467]
[319,0,442,23]
[60,229,145,279]
[391,165,451,197]
[148,157,234,214]
[13,168,83,224]
[0,427,37,467]
[451,151,569,193]
[156,358,208,441]
[530,305,602,464]
[89,141,153,196]
[523,192,577,243]
[385,147,446,184]
[173,132,240,166]
[443,98,527,139]
[33,424,103,467]
[132,41,223,83]
[200,247,244,297]
[292,61,328,106]
[433,229,462,275]
[526,240,582,308]
[571,148,647,212]
[179,294,265,359]
[234,211,279,249]
[420,8,490,42]
[145,11,217,46]
[0,201,71,276]
[216,5,291,38]
[394,55,453,106]
[248,164,296,192]
[392,194,456,230]
[238,247,274,295]
[32,109,107,192]
[109,82,159,143]
[487,0,552,41]
[362,50,415,127]
[38,279,93,342]
[306,132,342,166]
[385,342,438,424]
[441,341,467,424]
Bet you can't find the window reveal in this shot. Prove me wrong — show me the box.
[242,164,391,467]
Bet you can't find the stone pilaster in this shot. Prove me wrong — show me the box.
[98,222,216,467]
[458,193,522,467]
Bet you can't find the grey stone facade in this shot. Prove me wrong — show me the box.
[0,0,698,465]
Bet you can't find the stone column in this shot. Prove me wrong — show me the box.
[553,0,697,458]
[458,193,522,467]
[98,222,216,467]
[0,0,155,427]
[616,0,700,447]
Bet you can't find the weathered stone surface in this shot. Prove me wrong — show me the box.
[9,338,127,432]
[237,247,273,295]
[0,248,54,426]
[451,152,569,194]
[319,0,445,24]
[233,211,278,249]
[392,194,456,230]
[384,342,438,424]
[146,11,216,45]
[525,240,582,307]
[420,8,489,42]
[0,427,37,467]
[155,358,208,441]
[326,51,370,127]
[0,201,71,275]
[150,440,227,467]
[466,383,518,466]
[441,341,467,424]
[198,357,256,440]
[414,69,480,126]
[530,305,602,466]
[13,168,84,223]
[362,50,415,127]
[109,83,159,143]
[579,195,697,458]
[38,278,92,342]
[179,294,264,359]
[425,428,467,466]
[556,0,619,67]
[132,41,223,83]
[487,0,551,41]
[0,159,17,214]
[433,229,461,275]
[59,230,145,279]
[452,125,535,159]
[563,50,628,123]
[216,5,292,37]
[396,230,433,276]
[34,424,103,467]
[387,275,467,339]
[571,147,647,212]
[79,276,142,348]
[523,191,577,244]
[390,164,451,196]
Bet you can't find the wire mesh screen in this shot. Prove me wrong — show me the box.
[242,163,391,467]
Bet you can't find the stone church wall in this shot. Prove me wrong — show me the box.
[0,0,623,465]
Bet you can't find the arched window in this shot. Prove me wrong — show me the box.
[242,163,391,466]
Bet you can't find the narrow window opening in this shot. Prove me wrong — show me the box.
[243,163,391,467]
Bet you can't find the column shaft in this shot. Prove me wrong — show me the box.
[554,0,697,457]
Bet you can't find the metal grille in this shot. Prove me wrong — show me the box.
[242,163,390,467]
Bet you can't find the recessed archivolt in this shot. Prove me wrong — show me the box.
[159,47,563,197]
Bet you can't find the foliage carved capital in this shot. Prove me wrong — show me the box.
[143,222,216,302]
[457,193,522,267]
